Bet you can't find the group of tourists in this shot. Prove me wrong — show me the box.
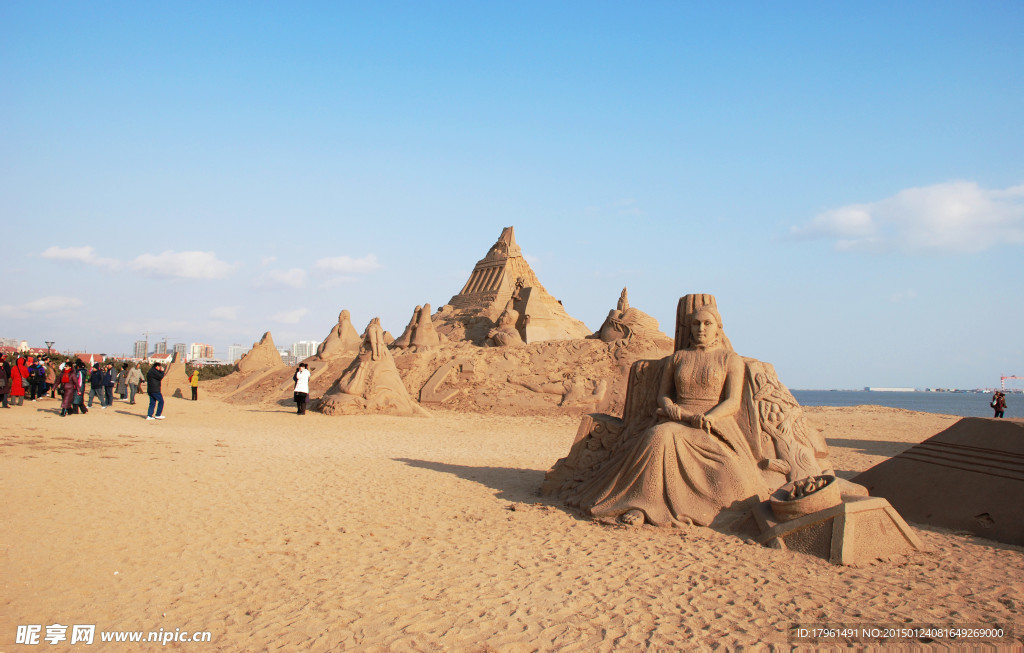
[0,354,56,405]
[0,354,197,421]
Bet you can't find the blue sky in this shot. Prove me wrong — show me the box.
[2,1,1021,389]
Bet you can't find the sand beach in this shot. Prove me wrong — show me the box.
[2,392,1022,651]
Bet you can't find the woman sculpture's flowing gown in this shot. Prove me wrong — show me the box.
[573,348,768,527]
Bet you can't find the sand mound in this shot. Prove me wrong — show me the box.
[235,332,284,372]
[210,317,671,417]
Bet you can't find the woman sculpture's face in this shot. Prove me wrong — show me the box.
[690,309,718,347]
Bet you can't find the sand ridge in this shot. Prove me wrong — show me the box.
[2,395,1021,651]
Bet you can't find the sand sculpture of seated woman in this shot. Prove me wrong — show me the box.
[565,299,771,528]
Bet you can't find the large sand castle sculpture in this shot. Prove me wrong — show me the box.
[235,332,284,372]
[319,318,430,417]
[543,293,921,564]
[435,226,590,345]
[316,309,362,358]
[214,263,676,417]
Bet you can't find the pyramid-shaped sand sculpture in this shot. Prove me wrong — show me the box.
[319,318,430,417]
[853,417,1024,545]
[437,226,590,344]
[235,332,284,372]
[316,309,362,359]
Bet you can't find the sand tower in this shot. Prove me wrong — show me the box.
[439,226,590,344]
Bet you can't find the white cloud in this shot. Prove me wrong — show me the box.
[314,254,381,273]
[0,296,84,319]
[260,256,277,266]
[318,276,357,289]
[792,181,1024,253]
[272,308,310,324]
[40,246,120,270]
[129,250,237,279]
[523,253,541,265]
[210,306,240,321]
[256,268,307,289]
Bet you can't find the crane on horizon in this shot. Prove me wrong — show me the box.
[1001,375,1022,390]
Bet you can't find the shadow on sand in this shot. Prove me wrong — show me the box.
[394,457,551,505]
[826,437,915,457]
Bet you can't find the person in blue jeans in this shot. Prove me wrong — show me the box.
[146,362,166,420]
[102,363,116,406]
[88,363,106,408]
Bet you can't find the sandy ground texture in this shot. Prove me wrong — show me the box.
[2,395,1022,651]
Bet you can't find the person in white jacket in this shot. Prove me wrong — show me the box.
[293,363,311,415]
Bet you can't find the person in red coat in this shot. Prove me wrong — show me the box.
[10,356,29,406]
[59,366,76,416]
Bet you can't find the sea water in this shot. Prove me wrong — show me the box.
[790,390,1014,419]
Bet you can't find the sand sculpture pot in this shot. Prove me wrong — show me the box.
[770,475,841,522]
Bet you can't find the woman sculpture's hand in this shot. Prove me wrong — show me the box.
[658,401,685,422]
[691,413,716,434]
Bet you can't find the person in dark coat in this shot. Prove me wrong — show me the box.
[146,362,166,420]
[102,363,115,406]
[88,363,105,408]
[116,363,129,400]
[27,357,42,401]
[0,353,10,408]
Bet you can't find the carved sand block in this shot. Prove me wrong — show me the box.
[420,359,474,405]
[852,417,1024,545]
[753,495,924,566]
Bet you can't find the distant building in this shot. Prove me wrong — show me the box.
[190,357,227,367]
[291,340,319,360]
[133,340,148,359]
[2,345,49,357]
[148,353,173,365]
[173,343,187,359]
[75,353,106,366]
[189,343,215,360]
[154,341,167,355]
[227,344,245,363]
[277,348,297,366]
[0,337,20,349]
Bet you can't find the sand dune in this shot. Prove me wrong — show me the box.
[2,396,1021,650]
